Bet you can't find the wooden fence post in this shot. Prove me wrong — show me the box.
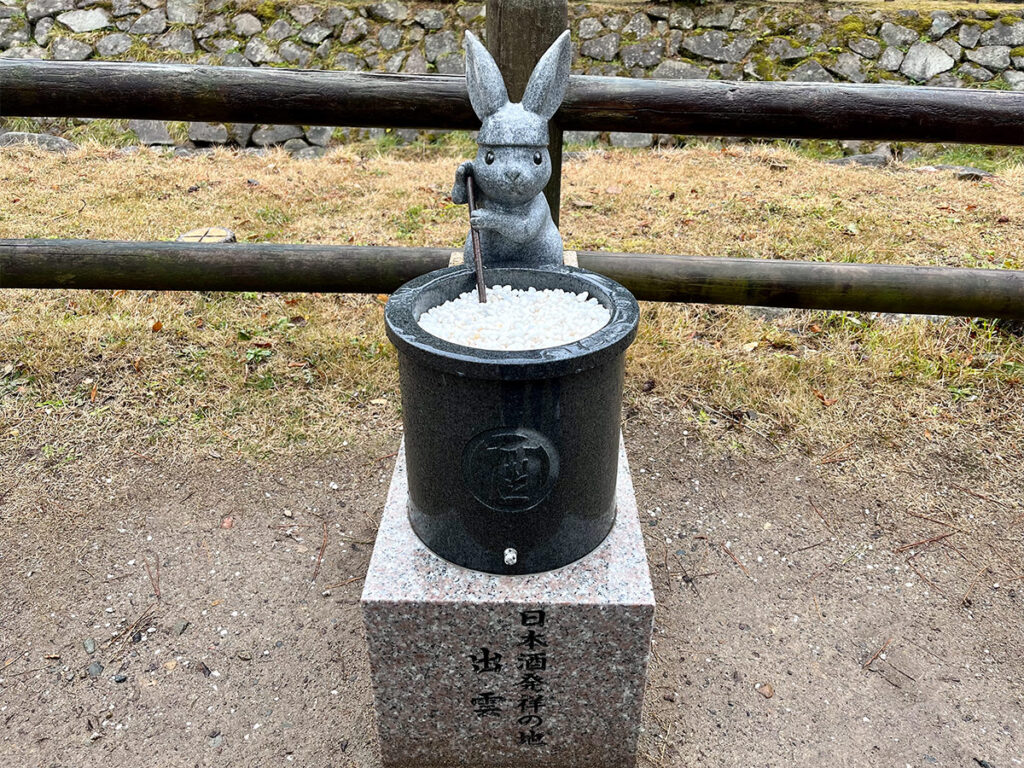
[485,0,569,226]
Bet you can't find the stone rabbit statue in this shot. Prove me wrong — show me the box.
[451,29,571,269]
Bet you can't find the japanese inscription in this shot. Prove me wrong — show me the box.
[466,608,552,747]
[471,691,506,717]
[515,609,548,745]
[469,647,503,673]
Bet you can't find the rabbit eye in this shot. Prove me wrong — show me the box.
[533,151,543,165]
[485,151,495,165]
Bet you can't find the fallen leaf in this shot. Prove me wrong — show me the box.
[151,321,163,332]
[742,341,759,352]
[370,398,388,406]
[997,215,1010,223]
[605,185,623,195]
[571,198,594,208]
[924,428,932,439]
[289,315,307,327]
[756,682,774,699]
[220,516,234,529]
[808,323,822,334]
[813,389,839,407]
[90,383,97,403]
[163,660,177,671]
[194,317,205,328]
[641,379,656,393]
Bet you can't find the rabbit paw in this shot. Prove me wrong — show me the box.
[469,208,501,231]
[452,161,474,204]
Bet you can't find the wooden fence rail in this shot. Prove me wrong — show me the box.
[5,60,1024,145]
[3,240,1023,319]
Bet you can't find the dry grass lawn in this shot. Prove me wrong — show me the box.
[1,141,1022,465]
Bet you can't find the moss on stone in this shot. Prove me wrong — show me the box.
[1011,46,1024,58]
[807,50,837,68]
[761,12,786,36]
[767,7,815,36]
[770,33,806,48]
[254,1,280,22]
[749,52,777,79]
[835,14,865,43]
[901,15,932,36]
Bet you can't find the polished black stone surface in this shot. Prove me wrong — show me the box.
[385,266,639,575]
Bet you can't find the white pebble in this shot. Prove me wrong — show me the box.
[418,285,610,350]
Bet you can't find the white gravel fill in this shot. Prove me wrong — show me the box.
[418,284,611,350]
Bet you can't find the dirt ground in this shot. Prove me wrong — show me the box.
[1,407,1021,768]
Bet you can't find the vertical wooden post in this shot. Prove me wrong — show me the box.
[485,0,569,225]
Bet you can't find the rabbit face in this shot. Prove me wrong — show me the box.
[473,145,550,205]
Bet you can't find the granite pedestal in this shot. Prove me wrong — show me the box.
[361,438,654,768]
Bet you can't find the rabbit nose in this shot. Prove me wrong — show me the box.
[506,169,521,181]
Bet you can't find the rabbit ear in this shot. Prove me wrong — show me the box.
[521,30,571,120]
[464,31,509,121]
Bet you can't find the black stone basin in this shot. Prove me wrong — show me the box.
[385,265,639,575]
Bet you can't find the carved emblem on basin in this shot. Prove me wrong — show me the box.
[462,427,559,513]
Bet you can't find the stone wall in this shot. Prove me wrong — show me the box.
[3,0,1024,152]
